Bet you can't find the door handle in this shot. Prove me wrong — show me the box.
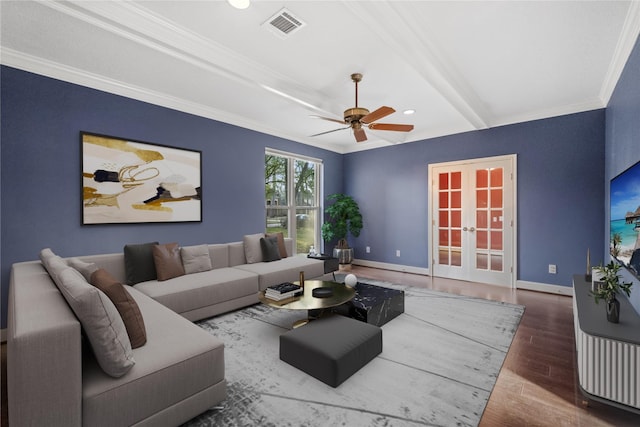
[463,227,476,232]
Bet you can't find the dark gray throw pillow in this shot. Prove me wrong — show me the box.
[124,242,159,285]
[260,236,281,262]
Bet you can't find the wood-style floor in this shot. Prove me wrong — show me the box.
[2,266,639,426]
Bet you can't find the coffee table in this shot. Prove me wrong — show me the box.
[258,280,355,327]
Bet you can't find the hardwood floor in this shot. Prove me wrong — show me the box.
[2,266,639,426]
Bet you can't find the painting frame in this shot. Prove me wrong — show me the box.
[81,131,202,225]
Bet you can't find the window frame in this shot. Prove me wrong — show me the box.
[265,148,322,255]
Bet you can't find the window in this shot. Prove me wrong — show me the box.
[265,149,322,254]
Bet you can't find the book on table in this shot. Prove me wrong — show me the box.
[265,282,302,301]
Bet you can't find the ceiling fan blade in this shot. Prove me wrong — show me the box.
[310,126,350,137]
[368,123,414,132]
[354,128,367,143]
[361,106,395,124]
[309,115,346,125]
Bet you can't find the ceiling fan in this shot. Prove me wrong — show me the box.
[311,73,414,143]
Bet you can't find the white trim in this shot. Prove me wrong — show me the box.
[353,259,430,276]
[600,0,640,104]
[517,280,574,297]
[265,148,322,164]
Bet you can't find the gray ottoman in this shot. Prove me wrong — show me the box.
[279,315,382,387]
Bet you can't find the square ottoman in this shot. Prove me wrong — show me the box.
[279,315,382,387]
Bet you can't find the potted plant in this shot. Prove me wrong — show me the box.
[321,193,363,267]
[590,261,633,323]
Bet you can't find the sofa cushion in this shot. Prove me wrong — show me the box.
[124,242,159,285]
[234,256,325,291]
[81,287,225,427]
[260,236,281,262]
[57,267,135,378]
[243,233,264,264]
[68,257,100,281]
[152,243,185,281]
[266,232,288,259]
[181,244,213,274]
[90,268,147,349]
[134,267,259,315]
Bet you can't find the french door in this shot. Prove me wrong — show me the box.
[429,155,516,287]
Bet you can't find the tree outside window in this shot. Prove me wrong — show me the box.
[265,151,321,254]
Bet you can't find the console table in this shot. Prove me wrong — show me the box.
[572,274,640,413]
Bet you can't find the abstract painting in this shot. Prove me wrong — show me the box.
[82,132,202,224]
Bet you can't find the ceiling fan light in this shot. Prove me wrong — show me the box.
[403,109,415,115]
[228,0,250,10]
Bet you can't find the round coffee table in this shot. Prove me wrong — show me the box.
[258,280,355,327]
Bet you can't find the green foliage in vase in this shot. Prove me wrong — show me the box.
[590,261,633,304]
[321,194,363,249]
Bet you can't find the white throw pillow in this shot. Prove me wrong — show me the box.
[180,244,213,274]
[243,233,264,264]
[57,267,135,378]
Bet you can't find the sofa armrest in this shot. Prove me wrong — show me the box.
[8,262,82,427]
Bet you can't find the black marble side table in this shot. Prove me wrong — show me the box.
[334,282,405,326]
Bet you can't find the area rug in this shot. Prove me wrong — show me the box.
[183,278,524,427]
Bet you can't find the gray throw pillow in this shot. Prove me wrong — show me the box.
[243,233,264,264]
[124,242,159,285]
[68,258,99,282]
[260,236,282,262]
[180,244,213,274]
[57,267,135,378]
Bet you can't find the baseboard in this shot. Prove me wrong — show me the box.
[516,280,573,296]
[1,328,6,343]
[352,259,430,276]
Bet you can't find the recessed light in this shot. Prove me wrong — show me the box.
[403,109,415,115]
[228,0,250,9]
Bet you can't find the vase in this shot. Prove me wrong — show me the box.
[333,247,353,265]
[606,296,620,323]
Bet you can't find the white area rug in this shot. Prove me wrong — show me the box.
[183,279,524,426]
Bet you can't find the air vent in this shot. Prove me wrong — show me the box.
[263,8,306,38]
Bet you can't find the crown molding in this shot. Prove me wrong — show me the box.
[0,47,345,154]
[600,0,640,105]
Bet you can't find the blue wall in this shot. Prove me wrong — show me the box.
[0,66,343,329]
[606,35,640,313]
[344,110,606,287]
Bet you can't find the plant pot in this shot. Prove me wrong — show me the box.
[606,296,620,323]
[333,247,353,265]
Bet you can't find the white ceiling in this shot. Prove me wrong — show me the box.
[2,1,640,154]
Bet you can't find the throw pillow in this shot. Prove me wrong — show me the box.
[260,236,282,262]
[124,242,159,285]
[152,242,185,281]
[68,258,99,282]
[266,232,288,258]
[40,248,68,288]
[90,268,147,349]
[57,267,135,378]
[243,233,264,264]
[180,244,212,274]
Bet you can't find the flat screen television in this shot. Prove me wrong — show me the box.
[610,159,640,279]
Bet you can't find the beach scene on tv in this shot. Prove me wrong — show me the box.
[610,161,640,276]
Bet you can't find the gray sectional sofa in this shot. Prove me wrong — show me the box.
[8,237,329,426]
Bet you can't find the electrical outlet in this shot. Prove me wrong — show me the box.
[366,246,371,253]
[396,250,401,257]
[548,264,557,274]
